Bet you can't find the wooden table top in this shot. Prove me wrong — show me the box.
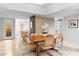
[31,34,54,42]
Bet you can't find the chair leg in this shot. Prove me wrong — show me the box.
[31,48,36,52]
[53,47,63,55]
[54,50,63,55]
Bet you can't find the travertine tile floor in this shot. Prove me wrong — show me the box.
[0,40,15,56]
[0,40,79,56]
[63,46,79,56]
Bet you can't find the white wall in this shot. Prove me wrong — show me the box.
[62,15,79,48]
[0,18,4,40]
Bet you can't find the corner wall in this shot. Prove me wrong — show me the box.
[62,15,79,48]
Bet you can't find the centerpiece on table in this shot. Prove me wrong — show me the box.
[41,23,49,34]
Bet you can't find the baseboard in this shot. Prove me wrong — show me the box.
[63,43,79,51]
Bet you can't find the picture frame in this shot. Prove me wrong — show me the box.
[68,20,78,28]
[4,19,13,39]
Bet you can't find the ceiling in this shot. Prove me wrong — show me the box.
[0,3,79,19]
[31,3,48,6]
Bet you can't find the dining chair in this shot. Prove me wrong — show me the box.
[54,34,63,55]
[39,34,63,56]
[40,34,56,50]
[21,31,36,55]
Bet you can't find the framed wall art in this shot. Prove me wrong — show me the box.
[4,19,13,39]
[68,20,78,28]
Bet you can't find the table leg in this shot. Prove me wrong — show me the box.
[36,42,39,56]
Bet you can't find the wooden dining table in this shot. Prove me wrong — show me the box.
[31,34,46,56]
[31,34,56,56]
